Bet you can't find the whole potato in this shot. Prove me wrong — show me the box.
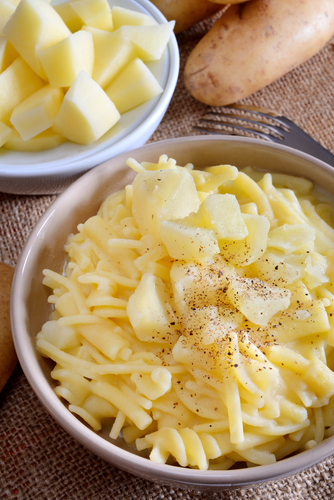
[184,0,334,106]
[149,0,223,34]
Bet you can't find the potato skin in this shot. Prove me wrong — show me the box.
[149,0,223,34]
[184,0,334,106]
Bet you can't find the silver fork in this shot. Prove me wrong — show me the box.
[194,105,334,167]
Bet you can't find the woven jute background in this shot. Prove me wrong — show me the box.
[1,13,334,499]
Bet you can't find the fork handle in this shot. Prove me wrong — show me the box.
[285,120,334,168]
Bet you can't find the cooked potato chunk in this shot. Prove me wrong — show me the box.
[196,194,249,240]
[160,220,220,261]
[131,168,201,238]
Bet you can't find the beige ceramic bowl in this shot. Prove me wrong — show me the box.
[11,136,334,491]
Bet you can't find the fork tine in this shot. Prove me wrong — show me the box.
[218,104,291,130]
[198,116,285,141]
[193,123,278,142]
[206,107,291,131]
[228,103,281,117]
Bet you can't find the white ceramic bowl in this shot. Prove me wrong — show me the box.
[11,136,334,491]
[0,0,179,195]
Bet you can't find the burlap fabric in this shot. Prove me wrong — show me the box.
[1,15,334,499]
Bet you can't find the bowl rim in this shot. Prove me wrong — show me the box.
[11,136,334,489]
[0,0,180,180]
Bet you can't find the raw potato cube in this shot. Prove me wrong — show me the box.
[82,26,135,89]
[52,71,120,145]
[4,128,66,151]
[197,193,249,240]
[3,0,72,79]
[0,36,19,73]
[0,57,44,124]
[53,1,83,32]
[10,85,64,141]
[70,0,113,31]
[160,220,220,262]
[0,120,11,145]
[131,168,201,238]
[111,6,157,30]
[117,21,175,62]
[0,0,16,36]
[37,30,94,88]
[226,275,291,326]
[127,272,179,343]
[105,57,163,114]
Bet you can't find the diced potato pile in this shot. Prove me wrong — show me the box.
[0,0,174,150]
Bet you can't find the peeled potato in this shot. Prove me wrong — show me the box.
[184,0,334,106]
[149,0,223,34]
[0,262,17,392]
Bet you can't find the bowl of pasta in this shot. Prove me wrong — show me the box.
[11,135,334,490]
[0,0,179,195]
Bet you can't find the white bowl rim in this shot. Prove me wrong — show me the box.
[0,0,180,180]
[11,136,334,489]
